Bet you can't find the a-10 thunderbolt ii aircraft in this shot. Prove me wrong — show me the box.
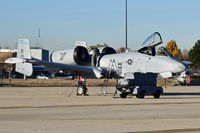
[5,32,186,98]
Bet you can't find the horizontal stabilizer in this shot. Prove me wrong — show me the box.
[16,63,33,76]
[5,57,25,64]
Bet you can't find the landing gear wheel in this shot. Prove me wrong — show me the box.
[77,85,87,96]
[120,93,127,98]
[137,91,145,99]
[154,90,161,99]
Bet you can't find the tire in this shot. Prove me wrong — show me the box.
[120,93,127,98]
[77,85,87,96]
[154,90,161,99]
[138,91,145,99]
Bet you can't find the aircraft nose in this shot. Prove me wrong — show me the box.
[174,62,186,73]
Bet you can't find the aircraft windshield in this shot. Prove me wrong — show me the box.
[157,46,173,57]
[141,32,163,47]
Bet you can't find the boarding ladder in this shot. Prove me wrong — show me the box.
[99,60,118,96]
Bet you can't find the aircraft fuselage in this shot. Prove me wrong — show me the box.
[98,51,185,77]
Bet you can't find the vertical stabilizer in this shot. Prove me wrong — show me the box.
[17,39,31,59]
[16,39,33,76]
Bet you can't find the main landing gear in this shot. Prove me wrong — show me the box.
[76,75,88,96]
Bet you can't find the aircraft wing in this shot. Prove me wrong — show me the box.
[5,57,111,79]
[5,38,118,79]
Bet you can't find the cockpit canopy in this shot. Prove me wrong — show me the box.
[138,32,163,56]
[141,32,163,48]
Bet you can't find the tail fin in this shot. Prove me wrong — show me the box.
[16,39,33,76]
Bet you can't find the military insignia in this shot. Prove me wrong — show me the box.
[21,49,24,53]
[127,59,132,65]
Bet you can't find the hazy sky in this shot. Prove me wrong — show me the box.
[0,0,200,51]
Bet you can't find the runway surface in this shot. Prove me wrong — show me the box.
[0,86,200,133]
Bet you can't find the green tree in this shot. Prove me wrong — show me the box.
[165,40,183,60]
[187,40,200,67]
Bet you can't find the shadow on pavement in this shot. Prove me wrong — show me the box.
[163,92,200,96]
[189,80,200,86]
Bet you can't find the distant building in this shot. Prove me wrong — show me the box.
[0,49,16,53]
[0,52,16,63]
[30,47,49,61]
[0,52,16,76]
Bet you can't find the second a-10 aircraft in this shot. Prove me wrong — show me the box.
[6,32,186,98]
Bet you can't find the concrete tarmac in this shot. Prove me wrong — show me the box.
[0,86,200,133]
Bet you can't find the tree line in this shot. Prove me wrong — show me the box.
[165,40,200,69]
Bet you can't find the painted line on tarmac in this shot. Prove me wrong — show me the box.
[131,128,200,133]
[1,101,200,110]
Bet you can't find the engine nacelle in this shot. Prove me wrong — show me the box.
[101,47,116,55]
[50,46,89,65]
